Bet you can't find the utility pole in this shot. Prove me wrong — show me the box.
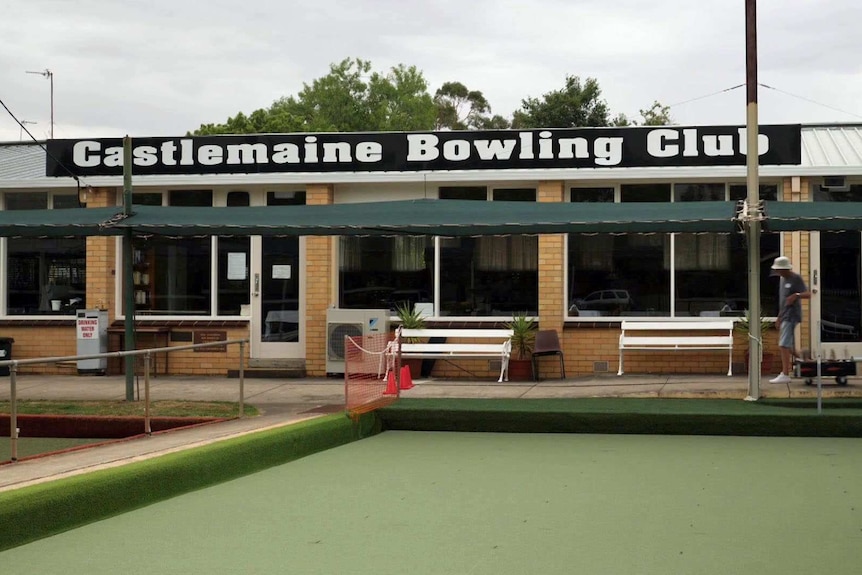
[25,68,53,139]
[123,136,136,401]
[745,0,762,400]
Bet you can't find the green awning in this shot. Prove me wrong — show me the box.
[0,207,125,237]
[112,200,738,237]
[765,201,862,232]
[0,200,739,237]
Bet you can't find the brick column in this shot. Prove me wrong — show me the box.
[783,177,812,353]
[304,184,334,376]
[84,187,118,321]
[537,181,565,335]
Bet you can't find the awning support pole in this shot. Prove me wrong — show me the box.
[745,0,762,401]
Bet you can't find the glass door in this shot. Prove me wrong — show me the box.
[251,236,304,358]
[811,231,862,359]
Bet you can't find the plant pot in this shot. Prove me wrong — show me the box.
[508,358,533,381]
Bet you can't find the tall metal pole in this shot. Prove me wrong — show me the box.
[48,70,54,139]
[123,136,136,401]
[25,69,53,139]
[745,0,762,400]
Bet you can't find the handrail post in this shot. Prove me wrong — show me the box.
[239,340,245,419]
[10,363,18,462]
[144,352,152,436]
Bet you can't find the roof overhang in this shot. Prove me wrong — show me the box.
[0,200,738,238]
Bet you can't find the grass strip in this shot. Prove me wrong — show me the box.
[0,400,258,418]
[379,398,862,436]
[0,411,381,551]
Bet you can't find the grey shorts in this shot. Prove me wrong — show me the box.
[778,320,797,348]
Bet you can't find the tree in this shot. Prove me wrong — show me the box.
[610,113,632,127]
[434,81,508,130]
[192,58,436,135]
[511,76,610,129]
[608,101,672,127]
[638,100,673,126]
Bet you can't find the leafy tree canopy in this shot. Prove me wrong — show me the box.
[511,76,610,129]
[193,58,436,135]
[192,60,670,135]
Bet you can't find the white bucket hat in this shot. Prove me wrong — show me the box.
[771,256,793,270]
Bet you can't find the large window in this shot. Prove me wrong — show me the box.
[339,236,434,311]
[129,190,218,316]
[568,183,779,318]
[4,192,86,316]
[338,187,539,317]
[814,184,862,342]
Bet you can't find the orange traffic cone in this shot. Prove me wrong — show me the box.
[383,371,398,395]
[400,365,415,390]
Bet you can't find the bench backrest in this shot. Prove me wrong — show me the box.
[399,328,514,340]
[620,320,734,333]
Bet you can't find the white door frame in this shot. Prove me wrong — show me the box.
[249,236,306,359]
[810,231,862,360]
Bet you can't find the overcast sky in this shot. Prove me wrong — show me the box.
[1,0,860,142]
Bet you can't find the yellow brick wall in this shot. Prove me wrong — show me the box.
[86,187,117,319]
[782,176,811,352]
[304,184,334,376]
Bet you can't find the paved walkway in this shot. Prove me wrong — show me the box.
[1,372,859,492]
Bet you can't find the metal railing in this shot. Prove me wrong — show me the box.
[2,338,248,462]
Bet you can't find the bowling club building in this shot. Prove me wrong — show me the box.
[0,123,861,379]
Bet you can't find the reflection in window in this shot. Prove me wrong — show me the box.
[4,192,86,316]
[674,183,725,202]
[729,184,778,202]
[440,236,538,316]
[133,192,163,206]
[7,238,86,315]
[339,237,434,312]
[132,237,212,315]
[568,182,779,318]
[440,186,487,200]
[569,234,668,316]
[814,185,862,342]
[571,187,614,203]
[620,183,670,202]
[673,233,778,317]
[339,188,538,317]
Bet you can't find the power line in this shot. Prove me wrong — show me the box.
[666,81,862,121]
[758,83,862,120]
[667,84,745,109]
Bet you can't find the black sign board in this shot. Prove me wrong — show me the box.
[46,125,801,177]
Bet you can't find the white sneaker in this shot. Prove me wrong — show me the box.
[769,373,792,384]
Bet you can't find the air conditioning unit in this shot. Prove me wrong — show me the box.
[326,308,390,373]
[822,176,850,192]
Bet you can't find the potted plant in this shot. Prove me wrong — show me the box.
[395,301,426,333]
[395,302,426,376]
[735,309,775,374]
[506,312,537,380]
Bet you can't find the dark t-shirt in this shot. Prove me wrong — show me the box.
[778,272,807,324]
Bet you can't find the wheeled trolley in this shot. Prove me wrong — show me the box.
[795,359,857,386]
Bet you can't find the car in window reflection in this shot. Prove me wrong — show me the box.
[571,290,634,312]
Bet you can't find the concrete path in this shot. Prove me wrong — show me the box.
[1,372,859,492]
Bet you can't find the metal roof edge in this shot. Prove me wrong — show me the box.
[25,165,860,187]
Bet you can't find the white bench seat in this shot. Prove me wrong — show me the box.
[394,327,514,382]
[618,320,735,376]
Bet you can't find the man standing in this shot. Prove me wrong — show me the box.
[769,256,809,384]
